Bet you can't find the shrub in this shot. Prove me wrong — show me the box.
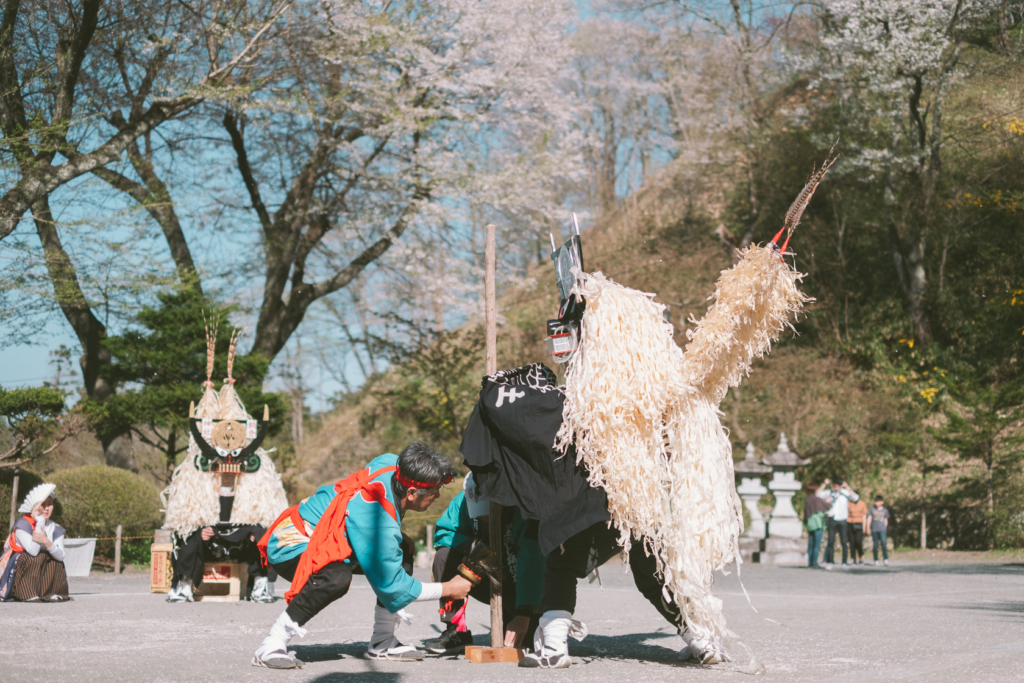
[49,465,162,558]
[0,469,46,530]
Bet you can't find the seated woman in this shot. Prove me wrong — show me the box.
[0,483,70,602]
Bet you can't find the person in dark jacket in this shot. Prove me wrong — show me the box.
[804,484,830,568]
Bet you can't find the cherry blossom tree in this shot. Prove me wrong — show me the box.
[809,0,1002,343]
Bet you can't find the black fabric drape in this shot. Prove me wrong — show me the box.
[459,364,609,555]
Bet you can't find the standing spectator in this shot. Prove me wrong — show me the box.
[867,496,890,566]
[847,495,868,565]
[816,478,860,569]
[804,484,829,568]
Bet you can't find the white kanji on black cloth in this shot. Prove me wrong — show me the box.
[494,386,526,407]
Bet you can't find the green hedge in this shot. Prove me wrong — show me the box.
[49,465,162,558]
[0,469,46,530]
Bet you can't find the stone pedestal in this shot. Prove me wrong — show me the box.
[767,470,803,538]
[761,537,806,565]
[760,433,810,565]
[734,442,771,565]
[737,476,768,540]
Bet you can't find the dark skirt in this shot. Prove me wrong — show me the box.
[11,551,69,602]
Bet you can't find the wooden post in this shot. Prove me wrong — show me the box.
[484,223,505,651]
[114,524,123,575]
[9,469,19,530]
[426,524,434,551]
[920,510,927,550]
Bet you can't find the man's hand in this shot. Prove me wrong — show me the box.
[504,615,531,648]
[200,527,214,541]
[441,575,473,600]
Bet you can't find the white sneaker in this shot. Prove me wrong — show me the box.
[519,610,587,669]
[253,611,306,668]
[883,559,889,566]
[874,560,879,566]
[365,605,424,661]
[365,636,425,661]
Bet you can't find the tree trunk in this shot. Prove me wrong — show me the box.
[92,140,203,295]
[164,425,178,483]
[32,196,137,470]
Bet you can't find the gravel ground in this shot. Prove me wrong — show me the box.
[2,556,1021,682]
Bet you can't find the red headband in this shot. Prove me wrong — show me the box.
[396,471,453,489]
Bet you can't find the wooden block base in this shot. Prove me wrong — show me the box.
[464,646,524,663]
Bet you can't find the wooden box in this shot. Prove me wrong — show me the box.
[464,646,524,663]
[150,543,174,593]
[196,562,248,602]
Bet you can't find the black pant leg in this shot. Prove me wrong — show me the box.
[838,522,849,564]
[540,523,606,614]
[627,539,683,629]
[848,523,863,561]
[172,530,207,587]
[285,560,354,627]
[825,518,837,564]
[271,555,301,583]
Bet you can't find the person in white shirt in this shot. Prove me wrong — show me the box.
[816,478,859,569]
[0,483,69,601]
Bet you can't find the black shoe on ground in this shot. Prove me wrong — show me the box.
[424,627,474,655]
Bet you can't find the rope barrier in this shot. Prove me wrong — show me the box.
[93,536,155,541]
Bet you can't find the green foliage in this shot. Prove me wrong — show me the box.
[360,328,485,455]
[81,288,284,480]
[0,385,72,469]
[120,539,154,567]
[49,465,162,558]
[0,386,65,419]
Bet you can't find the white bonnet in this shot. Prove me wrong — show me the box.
[18,483,56,514]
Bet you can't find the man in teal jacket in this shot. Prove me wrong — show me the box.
[424,473,546,655]
[253,442,473,669]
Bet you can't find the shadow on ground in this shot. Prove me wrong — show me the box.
[946,600,1024,621]
[570,631,679,663]
[776,563,1024,577]
[292,642,366,663]
[305,674,401,683]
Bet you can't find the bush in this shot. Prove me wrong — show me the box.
[0,468,46,530]
[49,465,162,558]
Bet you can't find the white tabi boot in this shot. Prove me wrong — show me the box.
[250,576,275,603]
[364,605,424,661]
[518,610,588,669]
[679,626,730,664]
[165,581,194,603]
[252,611,307,668]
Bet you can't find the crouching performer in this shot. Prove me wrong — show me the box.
[424,473,546,654]
[253,442,474,669]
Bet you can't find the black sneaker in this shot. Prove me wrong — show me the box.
[424,627,474,655]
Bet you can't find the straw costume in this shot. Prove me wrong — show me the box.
[161,325,288,603]
[518,158,834,668]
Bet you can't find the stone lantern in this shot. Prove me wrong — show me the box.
[734,442,771,540]
[760,433,810,564]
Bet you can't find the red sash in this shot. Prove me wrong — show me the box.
[281,466,399,603]
[3,515,33,554]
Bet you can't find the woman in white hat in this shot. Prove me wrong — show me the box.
[0,483,69,601]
